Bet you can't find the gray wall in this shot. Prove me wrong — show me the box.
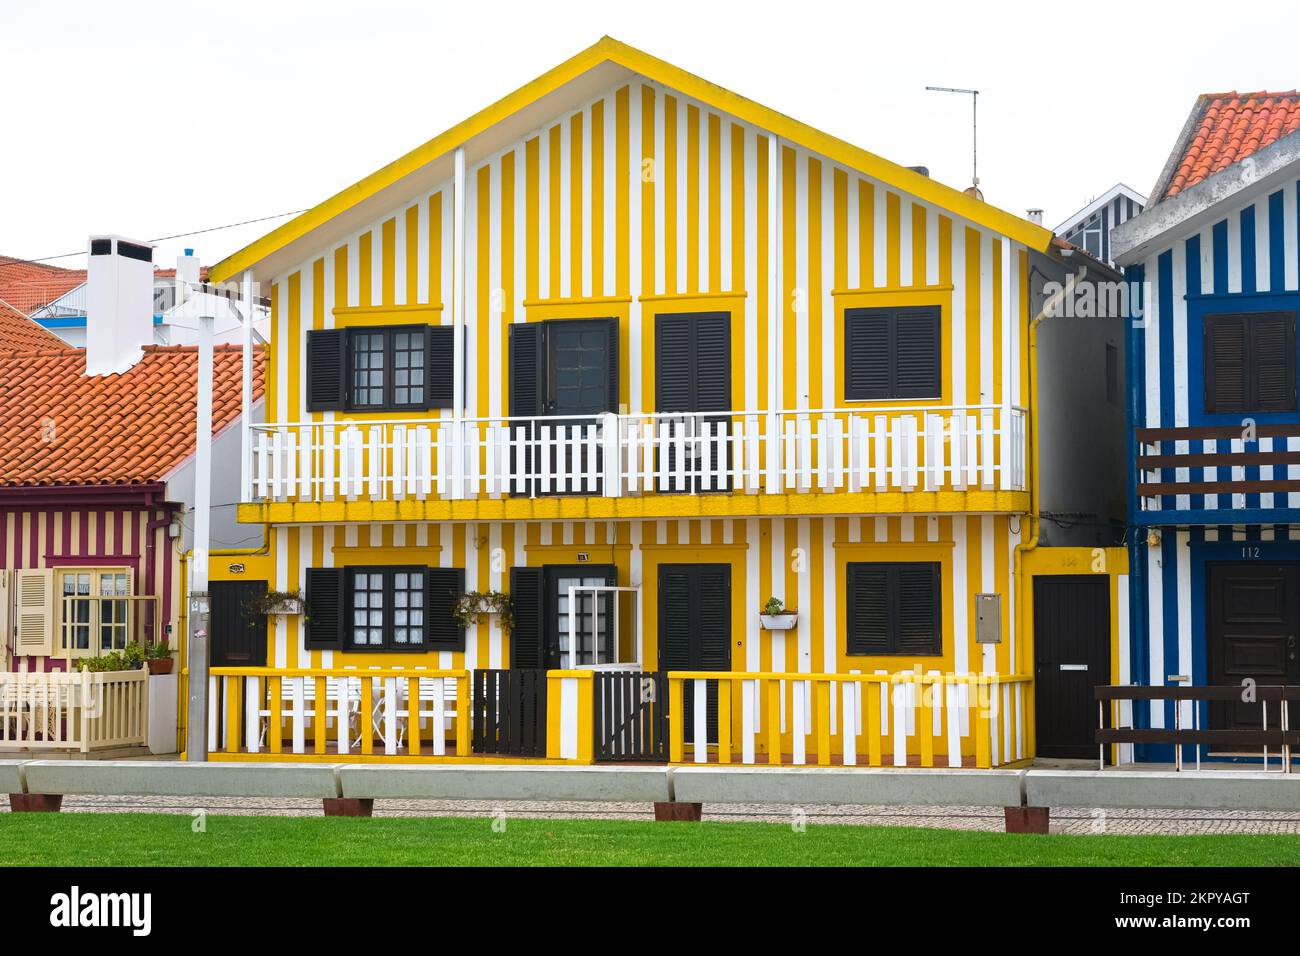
[1030,253,1126,547]
[164,398,265,551]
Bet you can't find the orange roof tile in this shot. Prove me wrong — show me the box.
[0,344,265,486]
[1166,91,1300,198]
[0,298,65,351]
[0,257,87,315]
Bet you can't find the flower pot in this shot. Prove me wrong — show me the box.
[147,658,174,675]
[759,612,798,631]
[264,601,303,615]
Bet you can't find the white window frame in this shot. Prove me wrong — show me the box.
[566,585,642,671]
[57,566,134,658]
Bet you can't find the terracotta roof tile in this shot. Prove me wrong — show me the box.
[1166,91,1300,198]
[0,257,87,315]
[0,344,265,486]
[0,298,65,351]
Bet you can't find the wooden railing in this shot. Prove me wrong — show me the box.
[206,667,471,758]
[0,668,149,753]
[1136,424,1300,511]
[247,405,1026,503]
[1096,684,1300,772]
[666,671,1031,769]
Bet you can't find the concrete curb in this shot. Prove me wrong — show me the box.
[339,764,672,802]
[671,766,1026,807]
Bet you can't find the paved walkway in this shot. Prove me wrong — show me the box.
[9,794,1298,834]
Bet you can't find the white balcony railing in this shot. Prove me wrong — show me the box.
[246,405,1026,504]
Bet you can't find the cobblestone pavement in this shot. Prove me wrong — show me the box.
[7,795,1300,835]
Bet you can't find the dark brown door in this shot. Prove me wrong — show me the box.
[210,580,268,667]
[1207,563,1300,731]
[658,564,731,743]
[1033,575,1110,759]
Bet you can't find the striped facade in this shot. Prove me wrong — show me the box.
[2,492,181,673]
[1125,173,1300,758]
[208,41,1123,763]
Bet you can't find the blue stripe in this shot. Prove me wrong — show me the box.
[1160,530,1179,732]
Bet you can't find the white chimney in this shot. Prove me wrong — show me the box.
[85,234,156,376]
[175,247,200,306]
[1026,208,1044,225]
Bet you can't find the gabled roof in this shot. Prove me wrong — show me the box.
[211,36,1052,284]
[1053,183,1147,236]
[0,298,65,351]
[1151,91,1300,202]
[0,256,87,315]
[0,345,264,487]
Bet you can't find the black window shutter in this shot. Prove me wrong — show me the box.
[1251,313,1296,411]
[305,329,346,411]
[606,317,620,412]
[694,313,731,412]
[1205,315,1247,412]
[509,323,546,417]
[845,309,891,400]
[696,566,731,669]
[657,567,695,669]
[895,564,942,654]
[427,325,454,408]
[304,567,345,649]
[894,307,941,398]
[425,567,465,650]
[846,564,890,655]
[655,315,694,412]
[508,567,545,668]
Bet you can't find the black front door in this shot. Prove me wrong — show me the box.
[1208,563,1300,731]
[210,580,268,667]
[658,564,731,743]
[1033,575,1109,759]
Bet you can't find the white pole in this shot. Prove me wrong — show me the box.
[240,269,254,501]
[186,314,215,761]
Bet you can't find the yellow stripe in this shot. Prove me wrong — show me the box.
[381,217,396,305]
[664,94,678,295]
[708,112,722,292]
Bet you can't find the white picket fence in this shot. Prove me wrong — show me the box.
[248,405,1026,502]
[0,668,149,753]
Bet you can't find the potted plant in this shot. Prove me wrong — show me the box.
[145,641,174,675]
[452,590,514,632]
[249,588,305,616]
[758,596,798,631]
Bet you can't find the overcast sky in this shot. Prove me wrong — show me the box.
[3,0,1297,273]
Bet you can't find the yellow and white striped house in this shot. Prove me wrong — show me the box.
[197,37,1127,768]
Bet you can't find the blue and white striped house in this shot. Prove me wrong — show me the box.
[1113,92,1300,762]
[1055,182,1145,269]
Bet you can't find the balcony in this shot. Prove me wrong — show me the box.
[242,405,1028,521]
[1135,424,1300,525]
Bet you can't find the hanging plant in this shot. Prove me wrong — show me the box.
[453,590,514,632]
[246,589,305,616]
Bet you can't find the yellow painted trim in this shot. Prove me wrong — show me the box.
[238,491,1031,525]
[210,37,1052,284]
[638,290,748,303]
[207,751,586,765]
[334,303,445,317]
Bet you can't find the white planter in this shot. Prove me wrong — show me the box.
[265,600,303,616]
[759,612,798,631]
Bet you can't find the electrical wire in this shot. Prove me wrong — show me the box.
[0,209,309,268]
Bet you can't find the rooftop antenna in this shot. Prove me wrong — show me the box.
[925,86,981,200]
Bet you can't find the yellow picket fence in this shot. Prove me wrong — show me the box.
[667,671,1033,769]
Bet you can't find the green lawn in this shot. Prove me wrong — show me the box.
[1,813,1297,866]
